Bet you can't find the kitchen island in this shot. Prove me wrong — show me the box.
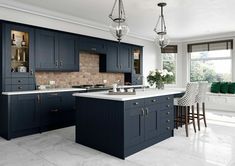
[73,88,184,159]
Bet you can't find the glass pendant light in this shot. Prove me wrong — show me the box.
[109,0,129,42]
[154,2,170,48]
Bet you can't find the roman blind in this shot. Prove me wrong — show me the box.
[161,45,178,53]
[188,40,233,53]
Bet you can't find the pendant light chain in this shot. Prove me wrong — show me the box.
[154,2,170,48]
[108,0,129,41]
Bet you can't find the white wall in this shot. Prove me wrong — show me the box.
[0,6,159,85]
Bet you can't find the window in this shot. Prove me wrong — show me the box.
[188,40,233,83]
[161,45,177,84]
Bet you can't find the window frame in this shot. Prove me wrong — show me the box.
[161,52,177,86]
[189,50,233,83]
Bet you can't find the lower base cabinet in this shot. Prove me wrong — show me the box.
[0,91,77,140]
[76,95,174,159]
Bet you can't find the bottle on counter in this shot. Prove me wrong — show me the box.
[17,48,21,61]
[21,35,26,47]
[11,33,16,46]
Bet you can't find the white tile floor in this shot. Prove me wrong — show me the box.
[0,110,235,166]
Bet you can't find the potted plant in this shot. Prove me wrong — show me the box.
[147,69,174,89]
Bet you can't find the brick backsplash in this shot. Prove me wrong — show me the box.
[35,53,124,88]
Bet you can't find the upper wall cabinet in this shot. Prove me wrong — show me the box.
[35,29,79,71]
[78,36,106,54]
[101,42,131,73]
[4,23,35,78]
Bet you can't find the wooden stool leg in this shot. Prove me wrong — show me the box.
[197,103,200,131]
[185,106,189,137]
[202,102,207,127]
[192,105,196,133]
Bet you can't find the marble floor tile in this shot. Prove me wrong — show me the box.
[0,110,235,166]
[0,143,55,166]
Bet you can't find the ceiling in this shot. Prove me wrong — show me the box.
[2,0,235,40]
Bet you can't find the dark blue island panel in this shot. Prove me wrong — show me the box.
[75,94,175,159]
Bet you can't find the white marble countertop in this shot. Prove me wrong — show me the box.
[73,88,185,101]
[2,88,86,95]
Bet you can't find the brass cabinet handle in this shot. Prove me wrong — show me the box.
[91,47,97,51]
[60,60,63,66]
[141,108,145,116]
[152,99,156,102]
[167,97,171,100]
[37,95,40,103]
[166,105,170,108]
[55,61,58,67]
[18,86,22,90]
[134,102,139,105]
[167,127,171,130]
[166,119,170,123]
[145,108,149,116]
[166,111,170,115]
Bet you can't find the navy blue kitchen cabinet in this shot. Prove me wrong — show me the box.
[35,29,79,71]
[40,92,76,130]
[131,46,143,85]
[58,33,79,71]
[78,36,106,54]
[0,94,40,139]
[39,93,63,127]
[3,23,36,91]
[0,91,77,140]
[76,95,174,159]
[102,42,132,73]
[35,29,58,71]
[105,42,120,72]
[119,44,132,73]
[11,94,39,137]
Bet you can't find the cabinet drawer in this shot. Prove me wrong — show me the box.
[157,95,173,103]
[124,99,145,109]
[145,97,159,106]
[11,85,31,91]
[157,102,173,111]
[159,108,173,118]
[11,78,29,85]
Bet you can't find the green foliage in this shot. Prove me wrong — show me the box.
[147,69,174,87]
[190,61,230,83]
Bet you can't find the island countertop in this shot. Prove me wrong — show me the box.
[73,88,185,101]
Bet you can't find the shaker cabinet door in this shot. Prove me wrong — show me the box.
[124,107,145,148]
[144,105,159,141]
[35,29,58,70]
[58,33,79,71]
[119,44,131,73]
[11,94,39,132]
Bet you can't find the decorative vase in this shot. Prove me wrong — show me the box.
[156,82,164,90]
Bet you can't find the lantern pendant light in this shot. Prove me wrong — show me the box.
[154,2,170,48]
[109,0,129,42]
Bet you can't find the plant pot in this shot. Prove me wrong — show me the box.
[156,82,164,89]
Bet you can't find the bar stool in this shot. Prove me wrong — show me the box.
[195,82,208,130]
[174,82,198,137]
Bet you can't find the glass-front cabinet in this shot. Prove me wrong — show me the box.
[3,23,35,92]
[132,47,143,85]
[11,30,29,73]
[5,23,35,78]
[133,48,141,74]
